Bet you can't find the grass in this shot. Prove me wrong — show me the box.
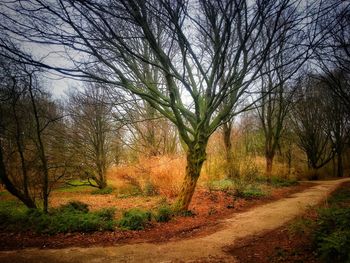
[207,178,268,199]
[91,186,114,195]
[207,179,235,192]
[116,184,143,198]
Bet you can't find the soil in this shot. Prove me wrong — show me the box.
[228,212,320,263]
[0,183,310,250]
[0,178,349,263]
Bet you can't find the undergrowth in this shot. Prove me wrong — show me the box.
[118,208,152,230]
[0,201,116,234]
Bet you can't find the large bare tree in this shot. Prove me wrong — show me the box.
[0,0,315,211]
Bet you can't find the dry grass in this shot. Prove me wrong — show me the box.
[108,155,185,198]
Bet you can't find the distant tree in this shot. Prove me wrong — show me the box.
[67,83,119,189]
[121,97,178,158]
[322,75,350,177]
[0,59,37,208]
[0,58,66,212]
[291,76,334,179]
[314,0,350,110]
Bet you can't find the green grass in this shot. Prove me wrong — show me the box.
[91,186,114,195]
[0,191,9,197]
[207,179,235,191]
[240,186,267,199]
[269,177,299,187]
[255,176,299,187]
[116,184,143,198]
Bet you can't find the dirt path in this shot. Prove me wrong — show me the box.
[1,178,349,263]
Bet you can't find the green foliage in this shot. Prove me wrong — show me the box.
[207,178,268,200]
[143,181,158,196]
[0,201,116,234]
[327,187,350,207]
[56,201,90,213]
[240,186,266,199]
[207,179,235,192]
[154,204,173,222]
[314,207,350,262]
[288,217,314,236]
[118,208,152,230]
[91,186,114,195]
[269,177,299,187]
[116,184,143,198]
[0,200,28,230]
[0,191,9,197]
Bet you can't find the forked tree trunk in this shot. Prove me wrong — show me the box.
[173,143,207,212]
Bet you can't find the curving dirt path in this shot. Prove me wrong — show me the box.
[1,178,349,263]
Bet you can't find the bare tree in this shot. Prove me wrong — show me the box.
[0,56,66,212]
[120,97,178,158]
[0,60,37,208]
[67,83,118,189]
[0,0,316,211]
[291,76,334,179]
[314,0,350,109]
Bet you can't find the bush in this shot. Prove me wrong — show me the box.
[91,186,114,195]
[314,207,350,262]
[154,204,173,222]
[118,208,152,230]
[0,201,116,234]
[57,201,90,213]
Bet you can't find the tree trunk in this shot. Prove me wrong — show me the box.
[29,82,49,213]
[173,143,207,212]
[0,146,37,209]
[222,122,235,178]
[337,153,343,177]
[308,166,319,180]
[266,155,274,176]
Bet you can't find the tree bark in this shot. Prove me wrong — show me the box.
[266,155,274,176]
[222,122,235,178]
[173,142,207,212]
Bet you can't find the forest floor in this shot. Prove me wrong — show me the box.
[0,178,348,262]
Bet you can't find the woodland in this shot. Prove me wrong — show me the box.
[0,0,349,261]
